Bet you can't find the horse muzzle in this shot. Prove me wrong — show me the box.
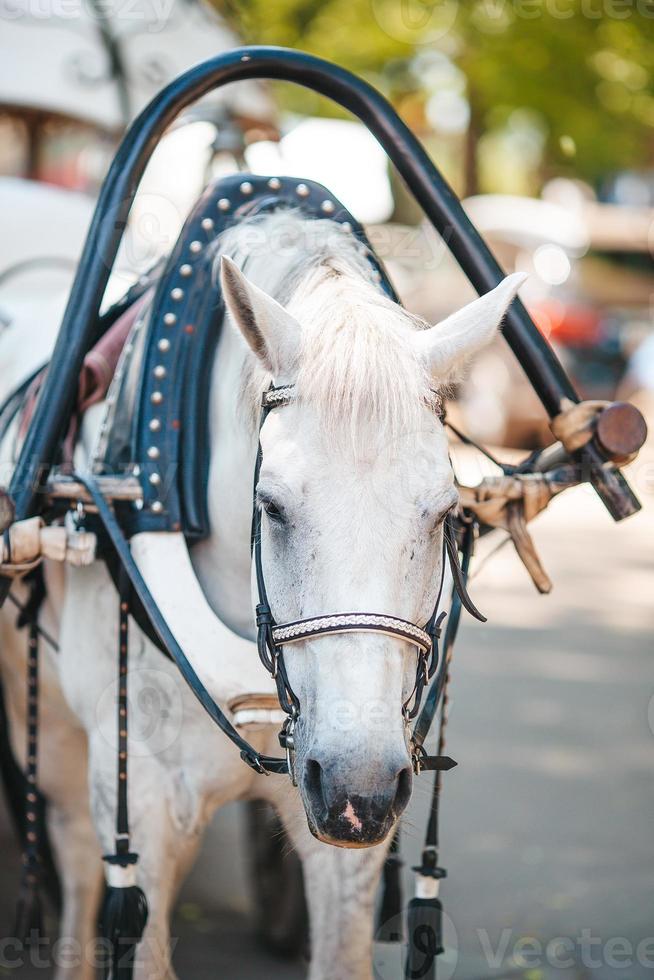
[301,756,413,847]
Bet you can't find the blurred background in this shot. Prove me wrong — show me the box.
[1,0,653,977]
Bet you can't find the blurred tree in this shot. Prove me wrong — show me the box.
[217,0,654,191]
[459,1,654,190]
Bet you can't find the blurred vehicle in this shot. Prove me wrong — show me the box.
[377,183,653,450]
[0,0,275,193]
[0,0,277,322]
[457,185,654,448]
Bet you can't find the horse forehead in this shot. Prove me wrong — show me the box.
[261,404,450,480]
[259,410,309,479]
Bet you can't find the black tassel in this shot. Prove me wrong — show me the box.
[377,831,404,942]
[101,859,149,980]
[405,894,443,980]
[404,849,446,980]
[14,874,43,944]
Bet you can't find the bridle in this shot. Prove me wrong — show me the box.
[59,380,487,784]
[251,383,486,782]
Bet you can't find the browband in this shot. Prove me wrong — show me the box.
[261,383,445,418]
[271,614,433,654]
[262,385,295,409]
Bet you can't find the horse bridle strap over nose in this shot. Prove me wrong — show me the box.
[272,614,433,654]
[252,383,486,778]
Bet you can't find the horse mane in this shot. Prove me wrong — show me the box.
[214,210,435,448]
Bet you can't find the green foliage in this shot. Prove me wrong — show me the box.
[459,0,654,181]
[216,0,654,185]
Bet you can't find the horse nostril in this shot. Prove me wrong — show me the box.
[393,765,412,816]
[304,758,327,816]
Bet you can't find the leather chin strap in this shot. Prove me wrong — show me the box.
[252,384,486,780]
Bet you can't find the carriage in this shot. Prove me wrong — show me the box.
[0,46,647,980]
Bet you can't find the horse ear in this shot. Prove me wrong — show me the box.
[220,255,301,377]
[414,272,527,380]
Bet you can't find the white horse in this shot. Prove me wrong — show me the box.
[0,206,523,979]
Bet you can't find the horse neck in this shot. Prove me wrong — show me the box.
[188,212,376,639]
[189,319,260,639]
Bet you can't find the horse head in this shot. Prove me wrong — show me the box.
[220,252,524,847]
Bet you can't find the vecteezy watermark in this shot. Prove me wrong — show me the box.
[470,0,654,21]
[369,0,654,44]
[0,935,178,970]
[214,217,452,274]
[370,0,459,45]
[477,927,654,971]
[96,666,185,758]
[375,909,459,980]
[96,192,185,282]
[375,918,654,978]
[1,0,177,29]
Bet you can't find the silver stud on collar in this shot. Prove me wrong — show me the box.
[189,240,203,254]
[267,177,281,191]
[158,338,170,353]
[296,183,310,198]
[240,181,254,195]
[201,217,214,231]
[151,501,163,514]
[321,200,335,214]
[163,313,176,326]
[180,263,193,277]
[153,365,166,379]
[151,391,163,405]
[170,287,184,301]
[149,472,161,486]
[147,446,160,460]
[149,418,161,432]
[217,198,230,212]
[341,221,352,233]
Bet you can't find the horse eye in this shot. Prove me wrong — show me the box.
[428,502,456,533]
[262,498,285,524]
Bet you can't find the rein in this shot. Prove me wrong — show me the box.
[77,474,288,775]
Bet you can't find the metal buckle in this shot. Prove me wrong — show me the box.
[240,750,269,775]
[420,652,429,686]
[412,742,427,774]
[279,707,299,786]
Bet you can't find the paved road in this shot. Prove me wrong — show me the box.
[0,459,652,979]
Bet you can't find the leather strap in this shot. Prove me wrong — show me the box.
[77,473,289,776]
[443,521,486,623]
[272,614,432,654]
